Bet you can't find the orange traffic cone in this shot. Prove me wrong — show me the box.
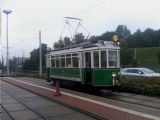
[54,80,62,96]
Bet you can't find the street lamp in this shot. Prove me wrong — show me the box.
[3,9,12,75]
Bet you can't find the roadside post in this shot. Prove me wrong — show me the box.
[54,80,62,96]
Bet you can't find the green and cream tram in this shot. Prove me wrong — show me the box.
[46,41,120,90]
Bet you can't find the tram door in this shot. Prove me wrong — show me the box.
[84,52,92,84]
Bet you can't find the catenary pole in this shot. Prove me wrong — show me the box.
[39,30,42,76]
[3,9,12,75]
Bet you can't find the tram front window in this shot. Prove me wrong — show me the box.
[101,51,107,68]
[93,51,99,68]
[108,51,117,67]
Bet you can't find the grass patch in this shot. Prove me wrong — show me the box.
[133,47,160,70]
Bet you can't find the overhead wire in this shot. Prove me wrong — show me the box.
[73,0,107,17]
[43,0,107,36]
[71,22,81,41]
[80,23,90,39]
[2,0,107,43]
[67,22,73,40]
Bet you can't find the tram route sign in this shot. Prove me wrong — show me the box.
[113,35,119,42]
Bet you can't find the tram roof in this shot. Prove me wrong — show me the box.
[48,41,120,55]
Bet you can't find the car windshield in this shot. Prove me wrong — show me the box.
[142,68,154,74]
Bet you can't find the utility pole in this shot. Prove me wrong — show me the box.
[3,9,12,75]
[2,54,4,74]
[134,48,136,60]
[39,30,42,76]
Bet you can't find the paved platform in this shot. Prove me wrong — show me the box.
[13,77,160,117]
[1,77,160,120]
[0,80,96,120]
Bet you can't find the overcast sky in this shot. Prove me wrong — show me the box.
[1,0,160,59]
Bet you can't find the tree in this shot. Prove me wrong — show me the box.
[128,28,160,48]
[157,52,160,64]
[64,37,72,46]
[128,29,142,48]
[53,39,65,49]
[54,37,72,49]
[73,33,86,44]
[116,25,131,40]
[0,60,3,70]
[22,43,47,71]
[120,40,134,67]
[53,42,60,49]
[132,59,138,67]
[100,31,116,41]
[88,35,99,43]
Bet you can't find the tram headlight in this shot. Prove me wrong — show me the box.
[112,72,117,77]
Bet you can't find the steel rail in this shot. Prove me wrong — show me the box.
[0,104,14,120]
[1,89,49,120]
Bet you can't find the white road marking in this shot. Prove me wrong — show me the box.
[5,77,160,120]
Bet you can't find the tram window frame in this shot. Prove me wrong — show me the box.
[72,53,78,57]
[60,55,65,67]
[51,53,80,68]
[55,55,60,68]
[93,51,99,68]
[66,54,72,68]
[72,57,79,68]
[101,50,107,68]
[85,52,91,68]
[51,56,55,68]
[108,50,118,67]
[51,58,55,67]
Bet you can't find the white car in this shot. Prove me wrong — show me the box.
[120,68,160,77]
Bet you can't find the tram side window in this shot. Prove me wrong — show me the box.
[93,51,99,68]
[101,51,107,68]
[61,58,65,67]
[55,56,60,67]
[51,56,55,67]
[66,54,72,67]
[108,51,117,67]
[51,59,55,67]
[72,53,79,68]
[72,57,79,67]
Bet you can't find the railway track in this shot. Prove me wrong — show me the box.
[103,92,160,110]
[1,80,100,120]
[1,89,50,120]
[13,77,160,109]
[0,104,14,120]
[3,77,160,117]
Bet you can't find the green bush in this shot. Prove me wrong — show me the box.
[121,76,160,96]
[16,71,47,79]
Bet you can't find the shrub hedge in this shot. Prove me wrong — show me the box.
[16,71,47,79]
[121,76,160,96]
